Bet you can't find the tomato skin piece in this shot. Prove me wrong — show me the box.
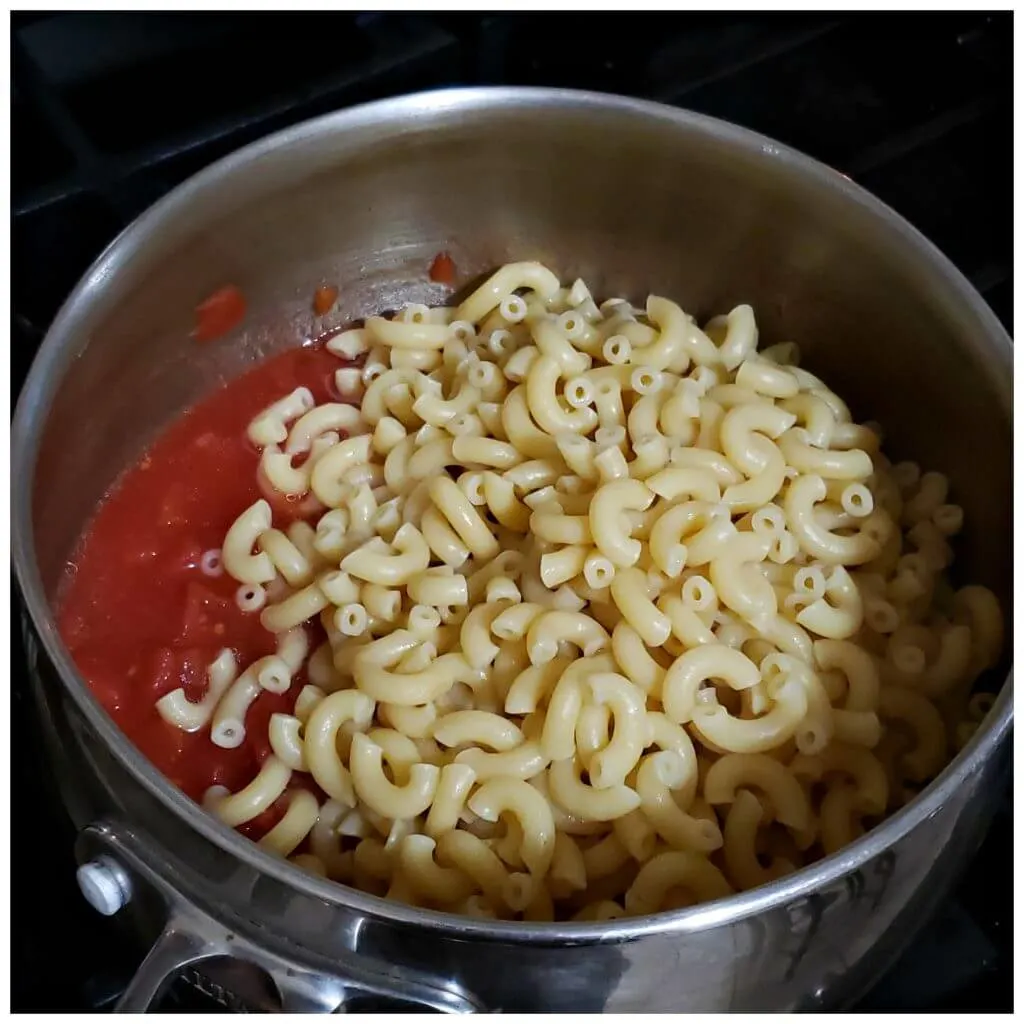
[313,285,338,316]
[428,251,456,285]
[195,285,246,342]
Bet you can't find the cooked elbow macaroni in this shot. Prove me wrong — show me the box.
[159,263,1003,922]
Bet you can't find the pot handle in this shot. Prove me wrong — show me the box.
[114,919,225,1012]
[77,822,487,1013]
[110,911,383,1013]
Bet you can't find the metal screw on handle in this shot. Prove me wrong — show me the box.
[77,855,133,916]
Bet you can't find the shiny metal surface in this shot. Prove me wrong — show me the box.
[11,87,1012,1011]
[81,825,484,1013]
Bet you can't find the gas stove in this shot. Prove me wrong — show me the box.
[11,12,1011,1011]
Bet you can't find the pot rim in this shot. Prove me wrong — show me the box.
[11,85,1013,945]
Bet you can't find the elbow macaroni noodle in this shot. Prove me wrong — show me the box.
[164,263,1002,921]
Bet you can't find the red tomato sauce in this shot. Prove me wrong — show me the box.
[57,341,346,835]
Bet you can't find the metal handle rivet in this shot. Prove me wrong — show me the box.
[77,855,132,916]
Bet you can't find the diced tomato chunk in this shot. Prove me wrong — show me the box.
[194,285,246,342]
[313,285,339,316]
[428,251,456,285]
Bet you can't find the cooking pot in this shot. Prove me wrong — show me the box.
[11,87,1012,1012]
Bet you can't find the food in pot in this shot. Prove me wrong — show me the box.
[58,261,1003,921]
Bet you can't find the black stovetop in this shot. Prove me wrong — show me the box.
[11,12,1012,1012]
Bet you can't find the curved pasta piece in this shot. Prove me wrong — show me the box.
[624,295,689,372]
[624,850,734,915]
[703,751,813,833]
[547,757,641,822]
[580,832,631,883]
[670,298,726,367]
[468,776,556,878]
[525,355,599,435]
[353,639,474,706]
[349,734,440,818]
[951,585,1004,671]
[530,511,593,546]
[304,800,354,882]
[708,532,776,627]
[433,710,524,752]
[526,609,610,665]
[778,428,873,481]
[795,565,864,640]
[248,387,316,448]
[722,789,795,890]
[365,727,422,785]
[156,648,237,733]
[790,742,889,815]
[661,644,760,725]
[206,756,292,828]
[589,479,655,567]
[435,829,514,910]
[268,713,307,771]
[574,702,611,771]
[813,638,879,712]
[583,672,647,789]
[877,686,947,782]
[532,316,591,377]
[364,315,452,350]
[309,434,374,508]
[819,784,868,856]
[429,476,499,561]
[260,432,340,501]
[548,831,588,896]
[500,385,562,462]
[719,402,796,477]
[611,621,669,696]
[286,402,365,454]
[658,594,717,650]
[612,808,658,863]
[668,447,743,487]
[646,466,722,504]
[260,582,331,634]
[424,763,477,838]
[398,835,476,903]
[413,380,480,429]
[341,523,431,586]
[734,356,799,400]
[785,474,891,566]
[610,566,673,644]
[259,789,320,857]
[210,658,281,748]
[455,262,561,325]
[540,653,617,761]
[303,689,375,805]
[779,393,835,448]
[691,676,809,755]
[222,499,276,584]
[259,528,317,587]
[504,655,574,715]
[636,750,722,853]
[455,741,550,782]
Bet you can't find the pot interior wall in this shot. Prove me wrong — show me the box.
[28,96,1011,635]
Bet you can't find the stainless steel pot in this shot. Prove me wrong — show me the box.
[12,87,1012,1012]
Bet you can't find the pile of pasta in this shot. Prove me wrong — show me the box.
[157,262,1003,921]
